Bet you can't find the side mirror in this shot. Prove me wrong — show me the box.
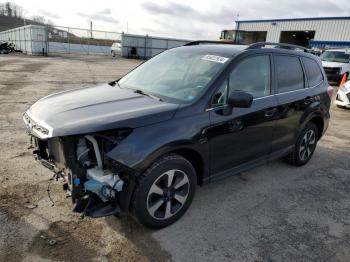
[222,91,253,116]
[228,90,253,108]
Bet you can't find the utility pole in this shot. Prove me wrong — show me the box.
[235,13,240,29]
[234,13,240,43]
[90,21,93,38]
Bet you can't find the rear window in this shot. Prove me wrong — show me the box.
[275,55,304,93]
[302,57,323,87]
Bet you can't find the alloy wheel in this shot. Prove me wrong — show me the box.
[299,129,316,161]
[147,169,189,220]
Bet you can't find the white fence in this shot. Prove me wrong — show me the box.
[0,25,47,55]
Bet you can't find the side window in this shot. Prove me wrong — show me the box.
[229,55,271,98]
[275,55,304,93]
[212,80,228,106]
[302,57,323,87]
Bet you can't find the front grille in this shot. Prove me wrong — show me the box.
[323,67,340,75]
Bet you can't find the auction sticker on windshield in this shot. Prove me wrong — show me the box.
[202,54,229,64]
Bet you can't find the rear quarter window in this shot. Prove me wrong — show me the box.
[275,55,304,93]
[302,57,323,87]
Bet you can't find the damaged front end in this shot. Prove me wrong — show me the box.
[24,112,136,218]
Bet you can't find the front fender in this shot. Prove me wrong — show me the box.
[106,113,210,173]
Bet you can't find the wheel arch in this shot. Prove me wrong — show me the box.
[136,144,208,186]
[169,148,204,186]
[308,115,324,140]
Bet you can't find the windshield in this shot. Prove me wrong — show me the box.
[118,48,230,103]
[320,51,350,63]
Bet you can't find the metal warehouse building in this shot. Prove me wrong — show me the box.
[236,16,350,48]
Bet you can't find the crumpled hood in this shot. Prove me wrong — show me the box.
[27,84,179,137]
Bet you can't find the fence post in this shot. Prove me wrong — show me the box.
[68,27,70,54]
[105,31,107,56]
[87,30,90,55]
[144,34,147,59]
[46,25,49,56]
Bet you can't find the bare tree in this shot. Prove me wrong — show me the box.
[5,2,12,17]
[31,15,46,24]
[0,3,5,16]
[13,4,22,18]
[0,2,23,18]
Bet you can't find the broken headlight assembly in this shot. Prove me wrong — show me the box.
[23,111,52,138]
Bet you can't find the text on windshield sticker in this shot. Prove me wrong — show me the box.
[202,54,229,64]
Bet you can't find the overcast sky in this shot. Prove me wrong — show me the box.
[10,0,350,40]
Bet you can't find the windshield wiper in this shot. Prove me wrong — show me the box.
[134,89,162,101]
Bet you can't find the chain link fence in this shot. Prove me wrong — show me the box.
[1,24,192,58]
[47,26,121,56]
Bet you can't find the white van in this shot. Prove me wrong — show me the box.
[320,49,350,83]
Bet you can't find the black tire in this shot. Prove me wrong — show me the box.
[287,122,318,166]
[132,154,196,229]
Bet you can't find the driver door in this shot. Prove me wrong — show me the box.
[206,54,278,179]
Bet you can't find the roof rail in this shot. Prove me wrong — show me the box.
[184,40,237,46]
[247,42,308,52]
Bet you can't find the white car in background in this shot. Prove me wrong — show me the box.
[321,49,350,84]
[111,42,122,57]
[336,80,350,108]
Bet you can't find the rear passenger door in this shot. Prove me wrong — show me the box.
[271,55,320,154]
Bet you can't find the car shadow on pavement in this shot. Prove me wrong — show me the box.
[105,215,173,262]
[106,145,350,262]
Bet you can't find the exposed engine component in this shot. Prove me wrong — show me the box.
[27,129,134,218]
[84,167,124,201]
[76,138,90,166]
[80,135,124,202]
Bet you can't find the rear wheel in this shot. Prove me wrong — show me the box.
[132,154,196,228]
[287,122,318,166]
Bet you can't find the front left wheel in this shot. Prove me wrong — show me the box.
[132,154,196,229]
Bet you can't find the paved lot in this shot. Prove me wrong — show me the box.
[0,54,350,262]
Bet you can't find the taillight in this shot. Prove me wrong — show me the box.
[327,86,334,98]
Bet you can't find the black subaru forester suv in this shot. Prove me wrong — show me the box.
[23,42,332,228]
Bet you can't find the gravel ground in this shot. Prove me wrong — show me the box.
[0,53,349,262]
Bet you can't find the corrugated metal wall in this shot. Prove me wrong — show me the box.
[121,33,190,59]
[0,25,47,55]
[238,19,350,42]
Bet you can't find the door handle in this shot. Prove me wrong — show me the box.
[265,108,277,117]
